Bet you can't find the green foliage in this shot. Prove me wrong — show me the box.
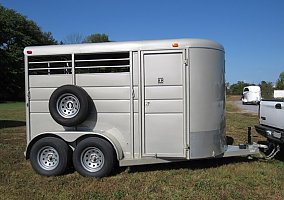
[227,81,251,95]
[0,4,56,101]
[84,33,109,43]
[275,71,284,89]
[227,80,274,99]
[259,81,274,98]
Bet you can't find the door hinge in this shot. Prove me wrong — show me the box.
[132,88,135,99]
[184,59,189,66]
[27,91,31,100]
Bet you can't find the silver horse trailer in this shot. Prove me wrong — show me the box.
[24,38,259,177]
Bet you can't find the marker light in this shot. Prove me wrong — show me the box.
[27,50,32,54]
[172,43,179,47]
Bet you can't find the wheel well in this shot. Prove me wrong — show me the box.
[25,134,69,159]
[75,134,119,161]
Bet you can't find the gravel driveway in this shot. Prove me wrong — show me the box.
[233,101,259,114]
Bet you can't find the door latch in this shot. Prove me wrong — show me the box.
[158,77,164,84]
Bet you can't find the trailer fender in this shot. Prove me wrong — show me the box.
[75,132,124,161]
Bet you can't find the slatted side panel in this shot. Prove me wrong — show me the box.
[27,52,132,152]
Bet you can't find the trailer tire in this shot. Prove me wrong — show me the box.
[30,137,71,176]
[73,137,115,177]
[49,85,90,127]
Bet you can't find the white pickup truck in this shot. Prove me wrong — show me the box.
[255,100,284,158]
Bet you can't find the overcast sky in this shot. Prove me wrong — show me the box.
[1,0,284,84]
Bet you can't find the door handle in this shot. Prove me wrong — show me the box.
[275,103,282,109]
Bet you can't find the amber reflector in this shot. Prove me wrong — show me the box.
[172,43,179,47]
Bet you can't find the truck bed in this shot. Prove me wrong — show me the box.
[259,99,284,130]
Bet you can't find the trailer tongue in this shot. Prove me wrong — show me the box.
[223,127,260,158]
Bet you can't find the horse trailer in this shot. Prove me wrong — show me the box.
[242,86,261,104]
[24,38,259,177]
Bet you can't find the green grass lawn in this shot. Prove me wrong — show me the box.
[0,101,283,200]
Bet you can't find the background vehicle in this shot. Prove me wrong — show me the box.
[255,99,284,158]
[242,86,261,104]
[273,90,284,98]
[24,38,259,177]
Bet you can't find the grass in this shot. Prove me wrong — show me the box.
[0,101,283,200]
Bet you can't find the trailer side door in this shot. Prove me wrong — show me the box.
[141,50,187,158]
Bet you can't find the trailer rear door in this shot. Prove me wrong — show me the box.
[142,50,186,158]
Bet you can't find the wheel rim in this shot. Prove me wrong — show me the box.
[37,146,59,170]
[81,147,105,172]
[56,93,80,118]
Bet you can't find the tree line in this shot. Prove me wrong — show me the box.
[0,4,283,101]
[0,4,109,101]
[227,72,284,98]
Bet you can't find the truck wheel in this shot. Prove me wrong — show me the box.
[30,137,71,176]
[49,85,90,127]
[73,137,115,177]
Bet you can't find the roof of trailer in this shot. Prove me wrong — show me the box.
[244,85,261,91]
[24,38,224,56]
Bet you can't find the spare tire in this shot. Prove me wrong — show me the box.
[49,85,90,127]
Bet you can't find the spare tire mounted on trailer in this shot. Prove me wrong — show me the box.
[49,85,91,127]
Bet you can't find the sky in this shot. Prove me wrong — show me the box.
[1,0,284,84]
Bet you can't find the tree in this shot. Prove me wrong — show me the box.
[63,33,85,44]
[259,81,273,98]
[275,71,284,90]
[62,33,110,44]
[0,4,56,101]
[228,81,251,95]
[84,33,109,43]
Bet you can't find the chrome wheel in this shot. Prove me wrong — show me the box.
[56,93,80,118]
[81,147,105,172]
[73,138,115,177]
[37,146,59,170]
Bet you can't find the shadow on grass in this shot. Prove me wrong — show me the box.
[0,120,26,129]
[124,157,258,174]
[275,146,284,162]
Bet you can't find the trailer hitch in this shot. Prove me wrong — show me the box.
[258,143,281,160]
[247,127,281,159]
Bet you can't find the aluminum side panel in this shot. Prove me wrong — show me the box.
[84,87,131,100]
[30,88,55,100]
[29,100,131,113]
[94,100,130,113]
[189,48,225,158]
[145,86,183,99]
[144,53,183,86]
[144,114,184,157]
[145,100,183,113]
[29,75,72,88]
[76,73,130,87]
[190,130,225,159]
[189,48,225,132]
